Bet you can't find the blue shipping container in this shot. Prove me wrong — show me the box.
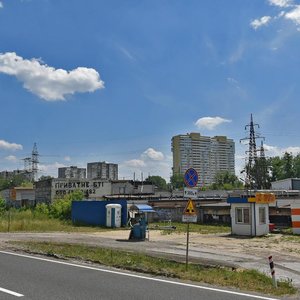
[72,199,127,226]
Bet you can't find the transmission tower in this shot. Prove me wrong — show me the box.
[240,114,264,189]
[31,142,39,182]
[22,143,39,182]
[23,157,31,172]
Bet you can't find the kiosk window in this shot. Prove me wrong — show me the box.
[259,207,266,224]
[236,208,250,224]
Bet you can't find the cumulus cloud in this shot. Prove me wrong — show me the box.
[268,0,293,7]
[120,147,170,180]
[250,16,272,29]
[195,116,232,130]
[5,155,17,162]
[142,148,164,161]
[124,159,146,168]
[0,52,104,101]
[285,5,300,25]
[0,140,23,151]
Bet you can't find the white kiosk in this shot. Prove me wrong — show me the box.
[228,193,275,236]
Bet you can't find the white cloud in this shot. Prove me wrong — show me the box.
[119,148,171,181]
[264,144,300,156]
[142,148,164,161]
[268,0,293,7]
[5,155,17,162]
[124,159,146,168]
[0,52,104,101]
[250,16,272,30]
[285,5,300,25]
[39,162,66,177]
[64,156,71,162]
[0,2,3,9]
[0,140,23,151]
[195,116,232,130]
[283,146,300,155]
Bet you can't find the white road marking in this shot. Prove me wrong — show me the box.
[0,250,279,300]
[0,287,23,297]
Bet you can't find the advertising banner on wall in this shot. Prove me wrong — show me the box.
[52,179,112,199]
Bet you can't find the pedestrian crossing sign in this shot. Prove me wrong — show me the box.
[183,199,197,215]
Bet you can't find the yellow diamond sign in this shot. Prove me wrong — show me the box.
[183,199,197,215]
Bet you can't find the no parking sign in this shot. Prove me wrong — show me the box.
[184,168,198,187]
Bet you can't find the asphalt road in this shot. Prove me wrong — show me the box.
[0,251,280,300]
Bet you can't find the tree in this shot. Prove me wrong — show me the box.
[268,156,284,181]
[210,171,243,190]
[293,154,300,178]
[283,152,294,178]
[49,190,84,220]
[38,176,53,181]
[145,176,167,190]
[170,173,184,189]
[0,175,30,191]
[269,153,297,182]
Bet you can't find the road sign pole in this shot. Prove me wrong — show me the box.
[185,222,190,271]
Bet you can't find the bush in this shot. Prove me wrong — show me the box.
[49,198,72,220]
[48,190,84,220]
[35,203,49,216]
[0,197,6,214]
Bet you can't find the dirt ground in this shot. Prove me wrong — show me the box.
[91,229,300,258]
[1,229,300,258]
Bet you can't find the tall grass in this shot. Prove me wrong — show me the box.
[0,209,103,232]
[153,222,231,234]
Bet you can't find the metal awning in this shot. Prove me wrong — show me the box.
[130,204,156,213]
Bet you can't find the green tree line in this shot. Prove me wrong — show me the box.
[268,152,300,181]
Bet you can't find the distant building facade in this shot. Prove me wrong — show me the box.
[172,133,235,187]
[35,178,112,203]
[58,166,86,179]
[271,178,300,190]
[0,169,33,182]
[1,187,35,207]
[34,178,154,203]
[87,162,118,180]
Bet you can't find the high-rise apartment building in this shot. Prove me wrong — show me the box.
[87,162,118,180]
[58,166,86,179]
[172,133,235,186]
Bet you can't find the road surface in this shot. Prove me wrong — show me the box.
[0,251,280,300]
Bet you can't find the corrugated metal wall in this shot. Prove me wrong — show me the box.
[71,199,127,226]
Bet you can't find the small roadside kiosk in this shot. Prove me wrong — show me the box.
[128,204,156,241]
[227,192,276,236]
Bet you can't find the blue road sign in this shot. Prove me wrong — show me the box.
[184,168,198,187]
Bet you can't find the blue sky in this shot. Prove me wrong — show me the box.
[1,0,300,181]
